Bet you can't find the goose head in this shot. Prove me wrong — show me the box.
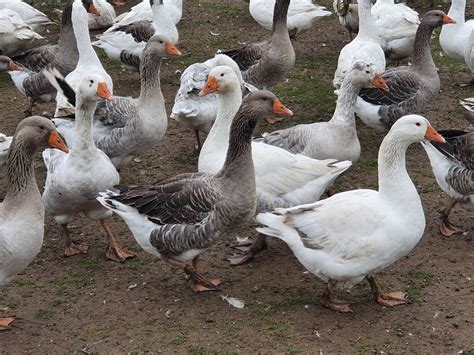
[0,56,22,72]
[199,65,241,97]
[244,90,293,125]
[421,10,455,28]
[15,116,69,153]
[348,61,388,91]
[78,74,113,102]
[81,0,101,15]
[145,35,182,58]
[390,115,445,145]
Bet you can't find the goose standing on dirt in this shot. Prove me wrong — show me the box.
[355,10,456,132]
[248,0,331,39]
[0,7,42,56]
[371,0,420,62]
[0,0,55,34]
[93,0,178,70]
[8,0,97,116]
[333,0,358,40]
[88,0,116,30]
[261,61,388,163]
[257,115,446,313]
[0,116,68,330]
[43,72,135,262]
[171,53,254,150]
[422,127,473,237]
[333,0,385,89]
[53,36,181,168]
[439,0,473,65]
[97,91,292,292]
[54,0,113,117]
[113,0,182,26]
[223,0,295,90]
[199,66,352,265]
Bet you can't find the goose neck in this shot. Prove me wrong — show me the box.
[138,52,163,105]
[357,0,379,41]
[411,21,436,70]
[71,95,98,156]
[272,0,290,34]
[447,0,466,23]
[329,78,360,127]
[73,4,101,67]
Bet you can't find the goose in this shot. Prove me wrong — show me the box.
[355,10,456,132]
[464,29,473,85]
[261,61,388,163]
[199,66,352,265]
[256,115,446,313]
[248,0,331,39]
[97,90,292,292]
[333,0,385,89]
[93,0,179,70]
[51,36,181,169]
[0,133,12,168]
[0,7,42,56]
[171,53,255,150]
[439,0,474,64]
[461,97,474,124]
[113,0,182,27]
[422,129,473,237]
[333,0,358,40]
[371,0,420,62]
[88,0,115,30]
[0,116,68,330]
[8,0,97,116]
[0,0,55,34]
[223,0,295,90]
[42,72,135,262]
[54,0,113,117]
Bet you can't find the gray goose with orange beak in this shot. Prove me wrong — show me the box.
[51,35,181,169]
[41,73,133,263]
[355,10,457,132]
[261,61,388,163]
[97,90,293,292]
[0,116,68,330]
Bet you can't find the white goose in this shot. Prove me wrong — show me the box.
[43,72,135,262]
[55,0,113,117]
[199,65,352,264]
[171,53,254,150]
[0,116,68,330]
[113,0,182,26]
[93,0,178,70]
[88,0,116,30]
[0,0,55,33]
[249,0,331,38]
[464,29,473,84]
[0,7,42,56]
[439,0,474,63]
[257,115,446,313]
[333,0,385,88]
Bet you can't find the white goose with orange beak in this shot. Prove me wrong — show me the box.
[42,74,135,263]
[257,115,445,313]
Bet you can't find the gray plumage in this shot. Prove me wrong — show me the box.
[223,0,295,90]
[356,10,449,131]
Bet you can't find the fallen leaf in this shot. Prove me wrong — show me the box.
[221,295,244,309]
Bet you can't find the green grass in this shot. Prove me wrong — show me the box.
[405,271,434,303]
[51,272,95,295]
[35,308,54,320]
[13,278,37,287]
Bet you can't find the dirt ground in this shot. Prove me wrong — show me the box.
[0,0,473,353]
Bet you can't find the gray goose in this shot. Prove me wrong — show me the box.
[97,91,293,292]
[422,128,473,237]
[0,116,68,330]
[223,0,295,90]
[355,10,456,132]
[51,35,181,168]
[8,0,97,116]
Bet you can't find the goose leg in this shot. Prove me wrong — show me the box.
[62,224,89,257]
[100,219,136,262]
[320,280,352,313]
[24,98,35,117]
[194,130,202,151]
[0,317,15,331]
[165,257,221,292]
[226,234,267,266]
[439,199,463,237]
[367,275,411,307]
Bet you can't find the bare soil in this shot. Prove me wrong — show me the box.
[0,0,473,353]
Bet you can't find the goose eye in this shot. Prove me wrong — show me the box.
[90,80,94,84]
[416,122,421,126]
[365,70,370,74]
[220,73,224,77]
[159,41,163,44]
[262,98,267,101]
[39,125,45,130]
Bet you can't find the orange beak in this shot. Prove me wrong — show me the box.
[424,124,446,143]
[442,14,456,24]
[9,61,22,71]
[372,73,389,92]
[97,82,113,100]
[165,42,182,57]
[48,131,69,153]
[199,76,218,97]
[88,4,100,15]
[267,99,293,124]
